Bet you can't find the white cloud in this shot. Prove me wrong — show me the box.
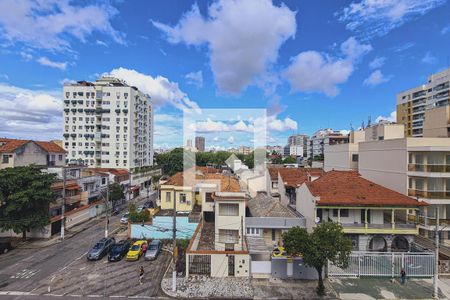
[59,78,77,85]
[421,51,437,64]
[0,83,62,140]
[338,0,446,39]
[442,24,450,34]
[19,51,33,61]
[185,71,203,88]
[37,57,67,70]
[191,115,296,133]
[96,40,108,47]
[283,37,371,96]
[106,67,200,111]
[0,0,124,51]
[153,0,296,94]
[363,70,392,87]
[369,56,386,69]
[376,111,397,123]
[227,136,235,144]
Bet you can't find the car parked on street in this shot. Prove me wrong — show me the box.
[108,240,131,262]
[126,240,147,261]
[144,240,161,261]
[87,237,115,261]
[0,240,13,254]
[120,213,129,224]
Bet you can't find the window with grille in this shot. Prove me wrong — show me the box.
[219,203,239,216]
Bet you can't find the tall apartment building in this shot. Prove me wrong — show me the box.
[62,77,154,169]
[397,68,450,137]
[195,136,205,152]
[307,129,348,159]
[287,134,308,157]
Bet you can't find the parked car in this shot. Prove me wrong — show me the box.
[143,201,154,209]
[108,240,131,262]
[87,237,115,261]
[145,240,161,261]
[126,240,147,261]
[120,213,129,224]
[0,240,13,254]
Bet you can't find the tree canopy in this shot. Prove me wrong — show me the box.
[283,222,352,295]
[282,156,297,164]
[155,148,256,175]
[0,166,56,239]
[108,183,124,207]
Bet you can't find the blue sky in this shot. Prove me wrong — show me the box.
[0,0,450,149]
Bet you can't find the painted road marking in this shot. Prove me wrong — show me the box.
[10,269,40,279]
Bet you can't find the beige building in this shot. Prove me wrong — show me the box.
[159,167,241,213]
[296,170,426,251]
[358,137,450,240]
[324,122,404,172]
[185,192,250,277]
[0,138,66,169]
[396,67,450,137]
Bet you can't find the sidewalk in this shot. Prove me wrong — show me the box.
[15,195,147,250]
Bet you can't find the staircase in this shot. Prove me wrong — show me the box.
[188,204,201,223]
[414,235,450,258]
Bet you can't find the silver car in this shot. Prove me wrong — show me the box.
[120,213,129,224]
[144,240,161,261]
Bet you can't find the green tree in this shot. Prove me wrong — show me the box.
[0,166,56,239]
[128,203,151,223]
[108,183,124,208]
[270,156,283,164]
[282,223,352,295]
[282,156,297,164]
[155,148,184,175]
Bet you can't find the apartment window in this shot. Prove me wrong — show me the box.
[246,228,261,236]
[219,229,239,244]
[166,192,171,202]
[219,203,239,216]
[102,178,106,185]
[352,154,359,162]
[116,92,120,99]
[332,209,349,218]
[58,155,63,161]
[205,192,213,202]
[2,154,9,164]
[124,93,128,99]
[179,193,187,203]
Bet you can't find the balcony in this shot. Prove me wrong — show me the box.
[408,163,450,173]
[408,189,450,199]
[340,222,418,235]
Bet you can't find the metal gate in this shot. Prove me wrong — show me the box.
[188,254,211,275]
[327,251,435,278]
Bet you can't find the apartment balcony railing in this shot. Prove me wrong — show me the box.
[408,189,450,199]
[414,215,450,227]
[408,163,450,173]
[412,100,426,107]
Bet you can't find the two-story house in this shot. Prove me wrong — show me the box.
[296,170,427,251]
[0,138,66,169]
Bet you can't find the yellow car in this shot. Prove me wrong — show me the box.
[126,240,147,261]
[271,246,287,257]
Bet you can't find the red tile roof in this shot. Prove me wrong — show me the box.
[164,167,241,192]
[0,139,66,154]
[88,168,129,176]
[306,170,427,207]
[279,168,308,188]
[0,139,29,153]
[35,141,66,153]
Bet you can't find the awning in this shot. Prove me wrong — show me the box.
[129,185,140,192]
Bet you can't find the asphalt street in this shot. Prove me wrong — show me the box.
[0,195,171,299]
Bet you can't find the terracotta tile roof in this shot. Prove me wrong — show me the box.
[88,168,129,176]
[0,139,29,153]
[306,170,428,207]
[268,167,282,181]
[163,167,240,192]
[278,168,309,188]
[51,179,79,190]
[0,139,65,154]
[35,141,66,153]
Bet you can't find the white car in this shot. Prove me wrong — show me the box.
[120,213,129,224]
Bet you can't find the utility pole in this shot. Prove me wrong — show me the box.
[433,207,439,299]
[172,192,177,292]
[105,176,110,238]
[60,167,66,241]
[241,215,244,251]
